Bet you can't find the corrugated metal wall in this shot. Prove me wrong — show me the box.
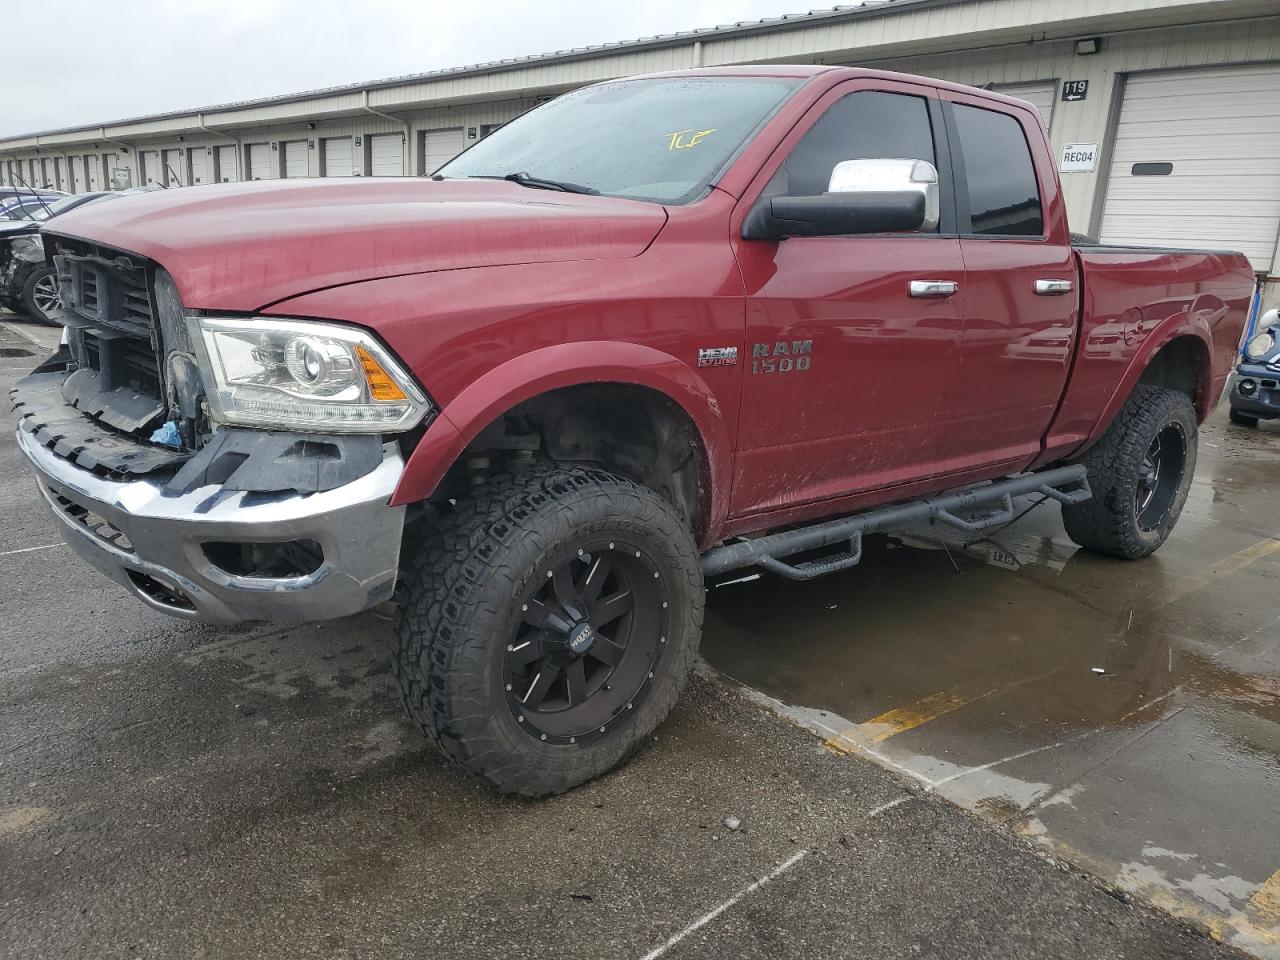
[861,15,1280,249]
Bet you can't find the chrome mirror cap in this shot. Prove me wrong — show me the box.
[827,158,940,232]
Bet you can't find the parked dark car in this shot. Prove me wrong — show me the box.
[1230,309,1280,427]
[0,192,117,322]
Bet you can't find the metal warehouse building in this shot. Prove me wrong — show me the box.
[3,0,1280,305]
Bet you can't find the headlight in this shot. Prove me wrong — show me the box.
[190,316,430,434]
[1244,332,1275,361]
[9,234,45,263]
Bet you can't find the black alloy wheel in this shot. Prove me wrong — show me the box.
[393,466,703,797]
[1135,423,1186,532]
[1063,384,1197,560]
[505,540,667,745]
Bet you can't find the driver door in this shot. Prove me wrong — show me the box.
[729,79,966,518]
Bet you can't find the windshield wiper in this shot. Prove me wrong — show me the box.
[472,172,599,195]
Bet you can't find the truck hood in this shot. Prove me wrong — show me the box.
[45,178,669,312]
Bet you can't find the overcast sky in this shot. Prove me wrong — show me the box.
[2,0,812,137]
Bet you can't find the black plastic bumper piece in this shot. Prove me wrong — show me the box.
[167,428,385,496]
[12,371,190,477]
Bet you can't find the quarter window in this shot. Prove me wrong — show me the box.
[951,104,1043,236]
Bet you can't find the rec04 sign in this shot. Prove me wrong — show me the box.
[1060,143,1098,173]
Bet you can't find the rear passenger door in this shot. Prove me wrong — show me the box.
[940,92,1079,474]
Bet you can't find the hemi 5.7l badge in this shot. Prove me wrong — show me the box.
[697,346,738,367]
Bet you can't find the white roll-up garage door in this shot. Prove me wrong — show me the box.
[990,81,1056,126]
[247,143,275,180]
[188,148,210,186]
[283,140,308,178]
[369,134,404,176]
[215,145,238,183]
[322,137,353,176]
[1099,63,1280,272]
[139,151,159,187]
[161,149,182,186]
[421,128,466,174]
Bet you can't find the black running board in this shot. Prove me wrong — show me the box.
[700,465,1091,582]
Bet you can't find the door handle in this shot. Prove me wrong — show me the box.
[1034,279,1075,295]
[909,280,959,299]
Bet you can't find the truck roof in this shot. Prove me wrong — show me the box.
[621,64,1045,120]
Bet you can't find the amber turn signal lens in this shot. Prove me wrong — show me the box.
[355,345,409,401]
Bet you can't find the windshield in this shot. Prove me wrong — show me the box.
[438,76,802,204]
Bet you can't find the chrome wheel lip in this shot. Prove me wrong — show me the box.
[504,538,668,746]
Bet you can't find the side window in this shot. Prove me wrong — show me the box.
[775,90,940,232]
[951,104,1043,237]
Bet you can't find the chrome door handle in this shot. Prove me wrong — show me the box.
[909,280,958,299]
[1034,279,1075,295]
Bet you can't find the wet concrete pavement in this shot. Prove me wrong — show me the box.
[704,407,1280,956]
[0,313,1271,959]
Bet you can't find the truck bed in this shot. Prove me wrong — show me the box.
[1037,244,1255,464]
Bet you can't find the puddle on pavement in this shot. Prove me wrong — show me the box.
[702,411,1280,956]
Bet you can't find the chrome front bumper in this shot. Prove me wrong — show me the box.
[16,423,406,624]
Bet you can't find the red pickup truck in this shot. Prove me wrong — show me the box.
[13,66,1254,796]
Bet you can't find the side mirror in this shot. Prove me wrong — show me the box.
[742,158,940,241]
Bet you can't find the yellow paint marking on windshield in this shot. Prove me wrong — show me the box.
[666,128,718,151]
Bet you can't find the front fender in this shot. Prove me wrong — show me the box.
[391,341,733,543]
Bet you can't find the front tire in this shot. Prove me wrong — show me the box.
[394,467,703,797]
[1063,385,1197,560]
[21,266,62,326]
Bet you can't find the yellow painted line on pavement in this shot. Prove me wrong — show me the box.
[823,667,1064,756]
[825,689,972,753]
[1245,869,1280,930]
[0,806,50,838]
[1164,537,1280,606]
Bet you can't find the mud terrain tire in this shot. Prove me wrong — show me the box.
[1063,385,1197,560]
[394,466,703,797]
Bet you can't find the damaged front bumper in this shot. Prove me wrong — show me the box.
[14,409,406,626]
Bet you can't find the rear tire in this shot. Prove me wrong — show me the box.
[393,466,703,797]
[21,266,62,326]
[1229,408,1259,428]
[1063,385,1197,560]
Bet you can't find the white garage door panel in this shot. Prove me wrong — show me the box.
[370,134,403,176]
[422,128,465,174]
[215,145,238,182]
[161,150,182,186]
[323,138,353,176]
[189,149,210,186]
[283,140,308,178]
[1099,63,1280,272]
[990,81,1056,125]
[140,151,160,187]
[247,143,275,180]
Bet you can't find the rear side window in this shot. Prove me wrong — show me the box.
[952,104,1043,237]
